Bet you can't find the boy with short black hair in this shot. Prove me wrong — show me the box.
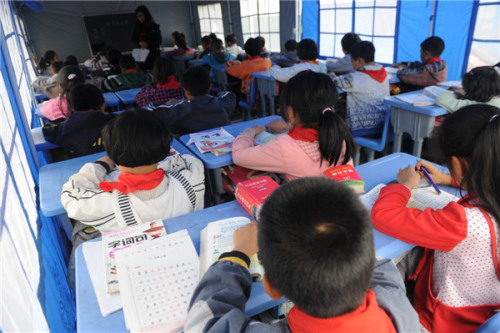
[202,38,235,83]
[185,177,419,332]
[196,35,212,59]
[326,32,361,73]
[394,36,447,88]
[104,54,152,91]
[332,41,390,136]
[226,37,272,94]
[225,34,244,58]
[150,65,236,134]
[270,38,327,82]
[270,39,299,67]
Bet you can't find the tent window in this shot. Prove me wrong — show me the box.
[198,3,225,38]
[240,0,280,52]
[318,0,397,64]
[467,1,500,70]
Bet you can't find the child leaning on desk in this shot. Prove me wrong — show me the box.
[61,110,205,286]
[371,105,500,332]
[232,71,356,182]
[185,177,420,332]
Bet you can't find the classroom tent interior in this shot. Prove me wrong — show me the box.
[0,0,498,330]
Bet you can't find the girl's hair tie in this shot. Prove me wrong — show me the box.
[322,107,333,115]
[489,114,498,123]
[68,73,78,80]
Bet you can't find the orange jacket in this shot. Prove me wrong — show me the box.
[226,56,271,93]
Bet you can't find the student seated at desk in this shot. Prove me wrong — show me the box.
[270,39,327,82]
[40,65,85,120]
[225,34,245,58]
[31,60,63,95]
[371,105,500,332]
[135,56,186,107]
[196,35,212,59]
[435,66,500,112]
[103,54,152,92]
[185,177,419,332]
[332,41,390,136]
[202,38,235,83]
[36,50,59,75]
[165,32,194,57]
[270,39,299,67]
[62,110,205,287]
[42,83,114,157]
[233,71,355,182]
[226,37,272,94]
[150,66,236,135]
[393,36,447,91]
[326,32,361,74]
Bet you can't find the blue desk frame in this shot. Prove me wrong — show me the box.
[114,88,142,105]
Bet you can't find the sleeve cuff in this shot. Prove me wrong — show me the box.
[219,251,251,269]
[94,160,111,173]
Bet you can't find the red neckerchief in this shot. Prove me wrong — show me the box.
[288,125,320,143]
[425,57,441,65]
[287,290,396,333]
[359,66,387,83]
[157,75,182,89]
[125,68,138,73]
[99,169,164,194]
[246,55,261,61]
[303,59,319,65]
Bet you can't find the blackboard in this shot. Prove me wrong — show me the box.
[83,13,137,54]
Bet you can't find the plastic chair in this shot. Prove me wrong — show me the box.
[476,311,500,333]
[353,109,393,166]
[238,78,257,121]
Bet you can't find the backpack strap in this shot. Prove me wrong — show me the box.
[166,170,196,210]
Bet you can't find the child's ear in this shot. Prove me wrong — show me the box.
[451,156,469,184]
[262,274,282,300]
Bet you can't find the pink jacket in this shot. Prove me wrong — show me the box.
[232,129,353,182]
[40,95,70,120]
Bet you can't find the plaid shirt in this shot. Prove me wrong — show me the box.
[135,84,187,107]
[397,60,447,87]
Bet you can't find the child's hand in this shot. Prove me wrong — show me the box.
[397,165,421,190]
[241,125,265,137]
[415,160,452,185]
[251,125,266,135]
[265,118,288,133]
[98,156,115,171]
[233,221,259,259]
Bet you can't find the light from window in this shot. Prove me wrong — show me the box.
[240,0,280,52]
[197,3,225,39]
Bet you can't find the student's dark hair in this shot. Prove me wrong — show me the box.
[460,66,500,103]
[209,33,217,43]
[153,56,176,87]
[211,38,223,52]
[433,104,500,226]
[256,36,265,48]
[280,71,356,165]
[297,39,319,61]
[175,33,188,50]
[284,39,298,52]
[350,41,375,63]
[341,32,361,53]
[102,110,172,168]
[225,34,237,46]
[51,61,63,74]
[180,65,210,96]
[172,31,180,40]
[105,48,122,67]
[57,65,85,113]
[259,177,374,318]
[69,83,105,114]
[38,50,57,71]
[201,35,211,46]
[244,38,262,57]
[135,5,156,26]
[421,36,445,57]
[119,54,136,70]
[64,55,78,67]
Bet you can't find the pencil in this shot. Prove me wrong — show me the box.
[420,166,441,194]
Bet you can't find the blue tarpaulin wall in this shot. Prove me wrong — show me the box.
[302,0,491,80]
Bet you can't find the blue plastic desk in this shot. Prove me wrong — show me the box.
[252,71,277,116]
[179,116,281,204]
[188,59,207,66]
[384,92,447,157]
[74,152,458,332]
[114,88,141,105]
[31,127,59,151]
[103,92,121,108]
[38,139,190,217]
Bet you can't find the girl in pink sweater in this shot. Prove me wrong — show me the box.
[232,71,356,181]
[40,66,85,121]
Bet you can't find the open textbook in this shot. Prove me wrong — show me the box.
[360,183,459,212]
[115,230,199,333]
[394,86,448,106]
[187,128,235,156]
[200,217,264,281]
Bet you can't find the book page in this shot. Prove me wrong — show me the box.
[187,128,235,154]
[422,85,448,99]
[394,93,435,106]
[115,230,199,333]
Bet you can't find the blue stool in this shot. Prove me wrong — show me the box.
[353,110,393,166]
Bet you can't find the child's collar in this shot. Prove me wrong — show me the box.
[125,68,138,73]
[424,57,441,65]
[99,168,164,194]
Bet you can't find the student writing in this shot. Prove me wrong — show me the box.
[185,177,420,332]
[232,71,356,181]
[371,104,500,332]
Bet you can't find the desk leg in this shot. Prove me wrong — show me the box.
[209,168,224,205]
[393,133,402,153]
[412,139,423,158]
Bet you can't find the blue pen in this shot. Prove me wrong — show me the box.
[420,166,441,194]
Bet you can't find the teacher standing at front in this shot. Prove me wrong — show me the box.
[132,5,162,70]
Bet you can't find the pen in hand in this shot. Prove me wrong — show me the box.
[420,166,441,194]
